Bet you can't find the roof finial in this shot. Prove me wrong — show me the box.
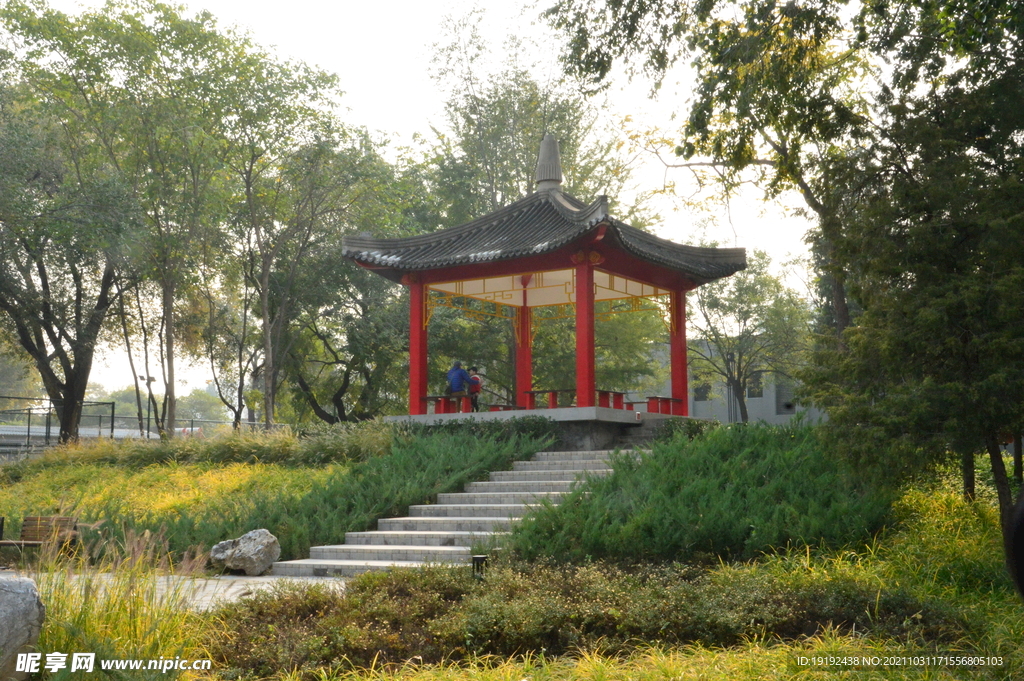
[535,133,563,192]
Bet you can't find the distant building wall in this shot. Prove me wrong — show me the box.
[636,343,824,425]
[686,374,825,425]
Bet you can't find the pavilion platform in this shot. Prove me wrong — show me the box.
[385,407,681,450]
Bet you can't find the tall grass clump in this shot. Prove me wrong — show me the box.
[879,477,1013,596]
[31,532,211,680]
[510,422,894,562]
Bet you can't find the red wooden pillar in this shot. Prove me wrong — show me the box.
[515,304,533,407]
[669,290,689,416]
[408,279,428,415]
[575,259,596,407]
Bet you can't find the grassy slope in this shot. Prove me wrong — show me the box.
[0,425,550,561]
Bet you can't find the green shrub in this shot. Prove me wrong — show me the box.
[508,423,895,562]
[433,561,964,657]
[209,559,966,674]
[653,416,720,441]
[207,569,475,677]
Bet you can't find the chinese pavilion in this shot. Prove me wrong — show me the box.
[342,135,746,417]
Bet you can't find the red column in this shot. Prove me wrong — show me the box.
[669,290,689,416]
[408,279,428,415]
[575,260,596,407]
[515,304,533,407]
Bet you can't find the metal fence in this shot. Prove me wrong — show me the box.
[0,396,272,454]
[0,396,115,449]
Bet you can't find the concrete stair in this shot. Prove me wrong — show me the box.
[270,448,625,578]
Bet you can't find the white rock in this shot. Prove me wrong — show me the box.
[0,575,45,681]
[209,529,281,576]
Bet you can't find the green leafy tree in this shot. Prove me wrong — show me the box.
[2,0,342,434]
[545,0,870,338]
[0,86,138,441]
[226,77,342,428]
[2,0,250,434]
[543,0,1024,552]
[281,142,435,423]
[688,250,811,422]
[804,67,1024,542]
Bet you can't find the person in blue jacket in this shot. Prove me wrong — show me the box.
[446,361,472,397]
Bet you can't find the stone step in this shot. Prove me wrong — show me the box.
[408,503,534,518]
[272,448,625,577]
[488,469,611,482]
[532,449,645,460]
[272,558,447,578]
[345,530,506,547]
[310,544,471,562]
[376,516,513,532]
[465,480,576,493]
[512,459,613,471]
[436,491,564,505]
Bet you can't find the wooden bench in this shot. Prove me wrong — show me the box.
[646,396,687,415]
[424,394,472,414]
[596,389,627,409]
[524,389,576,409]
[0,516,78,549]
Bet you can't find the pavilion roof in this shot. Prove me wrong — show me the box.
[342,188,746,285]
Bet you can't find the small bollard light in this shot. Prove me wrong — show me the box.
[472,554,487,579]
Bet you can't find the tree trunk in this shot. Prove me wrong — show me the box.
[731,380,749,423]
[295,373,341,424]
[162,281,176,437]
[1014,434,1022,488]
[985,436,1015,560]
[117,295,146,436]
[57,375,91,443]
[830,273,851,339]
[962,450,976,502]
[260,266,275,429]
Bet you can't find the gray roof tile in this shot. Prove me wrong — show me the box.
[342,189,745,284]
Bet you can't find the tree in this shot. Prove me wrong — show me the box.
[0,86,137,441]
[544,0,1024,553]
[688,250,810,422]
[2,0,243,434]
[2,0,339,434]
[803,65,1024,543]
[429,12,649,227]
[545,0,870,338]
[225,74,342,428]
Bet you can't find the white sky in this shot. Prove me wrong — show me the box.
[39,0,814,392]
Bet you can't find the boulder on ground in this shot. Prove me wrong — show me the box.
[0,575,45,681]
[210,529,281,576]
